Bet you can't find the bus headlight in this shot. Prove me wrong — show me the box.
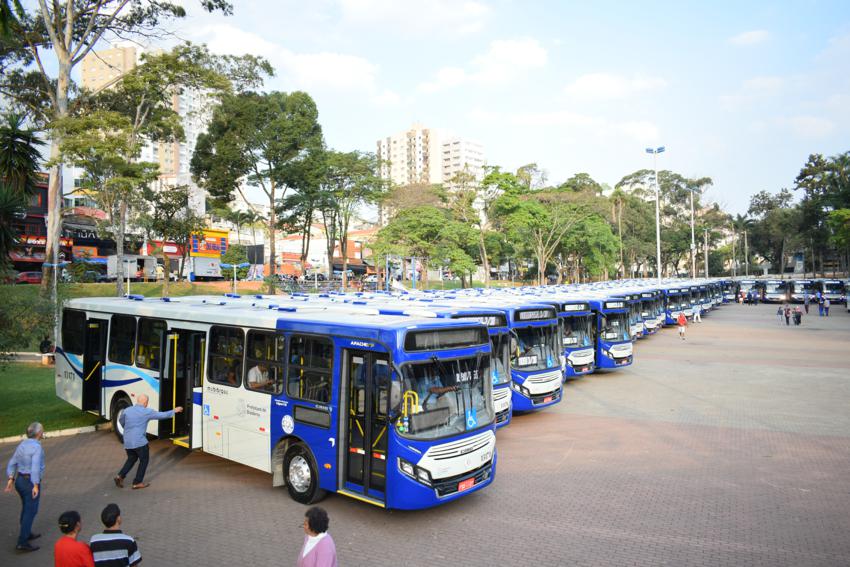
[416,467,432,486]
[398,458,432,486]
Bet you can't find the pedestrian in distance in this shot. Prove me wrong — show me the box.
[776,305,783,325]
[113,394,182,490]
[89,504,141,567]
[54,511,94,567]
[817,293,824,316]
[804,293,810,314]
[298,506,338,567]
[824,298,831,316]
[5,421,45,553]
[793,305,802,326]
[753,292,759,306]
[693,304,702,323]
[784,304,792,326]
[677,311,688,340]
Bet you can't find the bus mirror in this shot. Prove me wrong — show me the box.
[389,381,401,414]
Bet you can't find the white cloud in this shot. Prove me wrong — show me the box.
[194,24,397,101]
[720,75,785,108]
[785,115,835,138]
[419,38,547,92]
[338,0,490,36]
[728,30,770,46]
[742,76,784,92]
[563,73,667,100]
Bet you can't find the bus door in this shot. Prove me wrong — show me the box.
[160,329,206,448]
[343,349,391,502]
[82,318,108,413]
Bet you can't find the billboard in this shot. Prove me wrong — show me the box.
[190,229,228,258]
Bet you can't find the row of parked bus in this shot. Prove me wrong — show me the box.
[53,278,730,511]
[726,278,847,305]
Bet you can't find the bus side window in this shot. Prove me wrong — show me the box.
[136,318,167,370]
[208,326,244,388]
[108,314,136,365]
[286,335,332,403]
[61,309,86,355]
[244,330,285,394]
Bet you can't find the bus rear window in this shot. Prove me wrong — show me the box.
[61,310,86,355]
[404,327,488,351]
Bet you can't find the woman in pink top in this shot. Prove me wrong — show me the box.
[297,507,338,567]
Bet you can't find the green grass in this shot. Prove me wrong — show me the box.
[0,363,103,438]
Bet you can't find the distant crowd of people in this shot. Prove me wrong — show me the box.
[6,405,338,566]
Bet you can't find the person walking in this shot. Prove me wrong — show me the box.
[793,305,803,326]
[677,311,687,340]
[693,304,702,323]
[5,421,45,553]
[776,305,784,325]
[817,293,824,316]
[113,394,182,490]
[89,504,141,566]
[824,298,831,316]
[54,511,94,567]
[784,304,792,326]
[297,506,338,567]
[804,293,810,314]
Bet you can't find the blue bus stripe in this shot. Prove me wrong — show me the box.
[55,347,83,378]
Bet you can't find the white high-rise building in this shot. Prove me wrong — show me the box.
[376,124,486,223]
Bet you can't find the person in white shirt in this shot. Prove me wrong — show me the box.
[246,363,270,390]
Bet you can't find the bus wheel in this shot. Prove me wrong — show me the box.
[111,396,131,443]
[284,444,326,504]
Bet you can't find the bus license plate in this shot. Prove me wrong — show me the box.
[458,478,475,492]
[543,396,553,403]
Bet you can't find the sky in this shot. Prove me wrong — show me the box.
[130,0,849,213]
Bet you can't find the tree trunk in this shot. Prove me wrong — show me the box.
[115,202,127,297]
[267,186,276,292]
[43,58,71,295]
[617,202,624,277]
[162,251,170,297]
[478,231,491,287]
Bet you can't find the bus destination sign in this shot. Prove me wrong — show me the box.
[515,309,554,321]
[561,303,587,312]
[605,301,625,309]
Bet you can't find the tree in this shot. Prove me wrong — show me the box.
[220,243,249,281]
[192,90,323,291]
[315,150,385,288]
[0,0,234,292]
[0,113,43,272]
[558,214,618,281]
[446,166,492,286]
[746,189,800,274]
[136,184,206,296]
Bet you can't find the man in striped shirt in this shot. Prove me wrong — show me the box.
[89,504,141,566]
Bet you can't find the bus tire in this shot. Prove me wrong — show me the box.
[284,443,325,505]
[111,396,131,443]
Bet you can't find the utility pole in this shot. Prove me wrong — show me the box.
[689,189,696,278]
[744,230,749,276]
[704,228,709,278]
[645,146,665,282]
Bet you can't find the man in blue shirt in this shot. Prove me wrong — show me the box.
[114,394,182,490]
[4,422,45,552]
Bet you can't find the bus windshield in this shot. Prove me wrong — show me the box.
[765,283,783,293]
[600,312,630,342]
[511,325,559,371]
[824,282,843,293]
[561,316,592,348]
[491,333,511,386]
[401,355,493,440]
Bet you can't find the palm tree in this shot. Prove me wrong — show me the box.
[0,113,44,196]
[731,214,753,276]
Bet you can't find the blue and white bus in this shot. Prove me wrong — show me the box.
[762,279,790,303]
[527,298,595,379]
[55,296,497,510]
[586,297,633,369]
[639,291,662,335]
[662,287,686,325]
[818,279,846,304]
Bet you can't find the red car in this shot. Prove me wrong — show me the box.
[15,271,42,284]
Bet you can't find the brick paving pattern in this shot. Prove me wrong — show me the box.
[2,303,850,566]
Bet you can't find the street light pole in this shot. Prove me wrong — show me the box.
[645,146,666,282]
[689,189,696,278]
[704,228,709,278]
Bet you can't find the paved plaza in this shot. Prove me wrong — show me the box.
[3,303,850,566]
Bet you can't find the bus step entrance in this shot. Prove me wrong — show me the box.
[85,410,100,416]
[172,436,190,448]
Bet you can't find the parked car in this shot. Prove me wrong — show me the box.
[364,274,378,283]
[15,271,42,284]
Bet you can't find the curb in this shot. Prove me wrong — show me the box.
[0,422,111,445]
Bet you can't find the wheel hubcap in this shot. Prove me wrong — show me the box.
[289,455,311,493]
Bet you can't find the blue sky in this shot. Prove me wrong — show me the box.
[156,0,850,213]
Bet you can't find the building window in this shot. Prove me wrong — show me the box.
[108,314,136,365]
[286,335,333,403]
[208,326,244,387]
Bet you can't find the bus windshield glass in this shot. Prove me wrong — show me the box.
[511,325,559,371]
[765,283,783,294]
[401,355,493,440]
[561,316,592,348]
[490,333,511,386]
[824,282,843,294]
[600,312,630,342]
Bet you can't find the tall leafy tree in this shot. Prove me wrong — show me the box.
[192,90,323,289]
[0,0,233,290]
